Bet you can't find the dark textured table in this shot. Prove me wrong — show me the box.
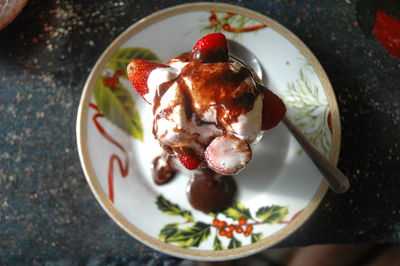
[1,0,399,264]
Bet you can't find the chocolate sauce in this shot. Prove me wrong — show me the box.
[179,61,259,125]
[192,48,229,63]
[173,146,198,158]
[153,154,177,185]
[153,80,174,114]
[170,52,192,63]
[181,85,195,121]
[187,168,236,212]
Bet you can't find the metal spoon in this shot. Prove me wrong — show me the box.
[228,41,350,193]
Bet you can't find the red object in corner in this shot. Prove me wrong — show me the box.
[373,10,400,58]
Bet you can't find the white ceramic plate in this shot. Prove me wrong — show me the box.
[77,3,340,261]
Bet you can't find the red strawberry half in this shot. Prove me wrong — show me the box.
[127,59,169,101]
[178,153,201,170]
[261,88,286,130]
[192,33,229,63]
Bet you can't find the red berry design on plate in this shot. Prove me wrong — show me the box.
[212,218,220,227]
[245,225,254,233]
[261,88,286,130]
[219,229,227,236]
[103,70,124,88]
[177,153,201,170]
[219,221,227,227]
[127,59,169,99]
[238,216,247,226]
[236,227,244,234]
[192,33,229,63]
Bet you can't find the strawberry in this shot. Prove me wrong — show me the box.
[192,33,229,63]
[178,153,201,170]
[261,88,286,130]
[126,59,169,99]
[193,33,228,51]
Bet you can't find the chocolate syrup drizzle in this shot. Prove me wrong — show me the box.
[152,154,176,185]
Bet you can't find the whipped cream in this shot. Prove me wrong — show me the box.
[146,67,179,104]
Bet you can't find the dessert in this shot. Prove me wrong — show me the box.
[127,33,286,212]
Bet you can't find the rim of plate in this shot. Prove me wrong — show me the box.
[76,2,341,261]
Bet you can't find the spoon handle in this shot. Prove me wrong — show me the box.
[283,117,350,193]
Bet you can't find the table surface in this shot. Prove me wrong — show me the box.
[1,0,399,264]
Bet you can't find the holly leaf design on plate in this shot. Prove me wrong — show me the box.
[159,223,179,241]
[156,195,194,222]
[164,222,211,248]
[94,77,143,140]
[107,47,161,78]
[256,205,288,224]
[222,201,252,220]
[228,236,242,249]
[212,235,224,250]
[251,232,263,243]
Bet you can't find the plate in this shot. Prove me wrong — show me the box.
[77,3,340,261]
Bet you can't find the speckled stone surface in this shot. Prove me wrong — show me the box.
[1,0,399,264]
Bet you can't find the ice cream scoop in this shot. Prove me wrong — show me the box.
[128,33,283,175]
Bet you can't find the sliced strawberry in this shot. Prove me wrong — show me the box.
[193,33,228,51]
[261,88,286,130]
[192,33,229,63]
[126,59,169,99]
[205,134,252,175]
[178,153,201,170]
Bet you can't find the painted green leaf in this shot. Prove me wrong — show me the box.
[256,205,288,224]
[182,211,195,222]
[93,78,143,141]
[251,232,263,243]
[159,223,179,241]
[156,195,194,222]
[165,222,211,248]
[212,235,224,250]
[222,201,252,220]
[205,212,217,219]
[107,47,161,77]
[228,236,242,249]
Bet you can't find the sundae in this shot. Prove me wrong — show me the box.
[127,33,286,212]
